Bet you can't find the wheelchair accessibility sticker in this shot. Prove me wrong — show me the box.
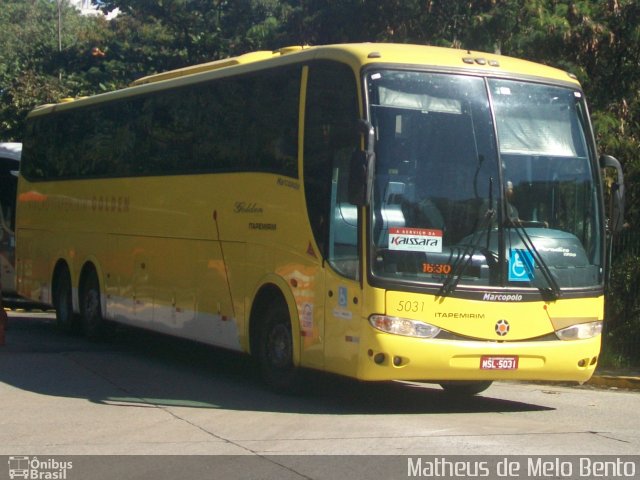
[509,249,535,282]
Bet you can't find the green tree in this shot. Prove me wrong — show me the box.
[100,0,290,69]
[0,0,113,140]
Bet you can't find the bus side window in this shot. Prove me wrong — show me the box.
[304,61,359,279]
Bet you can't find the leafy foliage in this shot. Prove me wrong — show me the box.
[605,251,640,366]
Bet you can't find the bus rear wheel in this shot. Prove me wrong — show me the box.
[80,271,105,340]
[258,302,302,393]
[53,267,77,333]
[439,380,493,396]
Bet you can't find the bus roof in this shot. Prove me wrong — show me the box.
[29,43,580,116]
[131,48,304,86]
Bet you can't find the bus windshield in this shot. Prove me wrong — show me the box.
[368,70,602,292]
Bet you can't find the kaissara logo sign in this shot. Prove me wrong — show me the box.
[389,228,443,253]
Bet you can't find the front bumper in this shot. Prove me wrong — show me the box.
[357,326,600,383]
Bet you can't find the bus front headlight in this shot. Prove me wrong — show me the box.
[369,315,441,338]
[555,321,603,340]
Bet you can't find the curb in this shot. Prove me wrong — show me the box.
[586,374,640,391]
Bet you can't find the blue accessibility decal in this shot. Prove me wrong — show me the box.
[509,249,535,282]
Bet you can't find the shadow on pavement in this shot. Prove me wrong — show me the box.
[1,314,554,415]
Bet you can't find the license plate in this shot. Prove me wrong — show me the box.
[480,356,519,370]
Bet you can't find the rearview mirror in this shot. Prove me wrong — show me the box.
[600,154,625,233]
[347,120,376,206]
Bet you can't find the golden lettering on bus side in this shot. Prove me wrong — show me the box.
[248,222,277,231]
[85,195,130,213]
[234,201,263,214]
[276,177,300,190]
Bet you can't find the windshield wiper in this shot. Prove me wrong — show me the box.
[439,172,561,300]
[440,177,495,297]
[509,220,561,300]
[439,204,495,297]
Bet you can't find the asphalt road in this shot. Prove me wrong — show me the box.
[1,311,638,479]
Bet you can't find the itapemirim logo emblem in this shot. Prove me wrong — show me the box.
[495,319,510,336]
[8,456,73,479]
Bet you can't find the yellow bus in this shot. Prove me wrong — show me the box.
[16,43,624,394]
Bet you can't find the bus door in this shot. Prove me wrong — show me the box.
[322,152,362,376]
[302,60,362,376]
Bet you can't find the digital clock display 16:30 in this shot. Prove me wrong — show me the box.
[422,263,452,274]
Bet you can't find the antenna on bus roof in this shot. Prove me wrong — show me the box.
[274,46,306,55]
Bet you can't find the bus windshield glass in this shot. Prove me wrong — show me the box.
[368,70,602,291]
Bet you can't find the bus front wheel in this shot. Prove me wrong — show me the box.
[258,302,302,393]
[439,380,493,396]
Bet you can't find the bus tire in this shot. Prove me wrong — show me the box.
[258,301,302,393]
[80,270,105,341]
[439,380,492,396]
[53,266,77,333]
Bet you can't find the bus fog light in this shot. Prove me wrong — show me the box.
[369,315,440,338]
[555,321,602,340]
[374,353,385,364]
